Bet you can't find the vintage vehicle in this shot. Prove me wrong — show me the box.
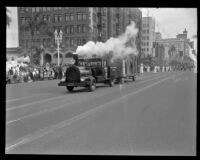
[58,58,117,92]
[58,55,139,92]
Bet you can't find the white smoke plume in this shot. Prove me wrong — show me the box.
[75,21,139,61]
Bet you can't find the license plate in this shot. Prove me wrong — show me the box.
[67,83,74,86]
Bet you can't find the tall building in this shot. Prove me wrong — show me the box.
[17,7,142,65]
[106,8,142,54]
[141,17,155,56]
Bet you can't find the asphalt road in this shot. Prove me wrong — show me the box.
[6,71,196,155]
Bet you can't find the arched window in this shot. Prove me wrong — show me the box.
[53,53,63,58]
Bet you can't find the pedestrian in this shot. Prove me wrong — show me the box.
[140,63,144,76]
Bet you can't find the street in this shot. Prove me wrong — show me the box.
[6,71,196,155]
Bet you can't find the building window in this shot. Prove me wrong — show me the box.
[65,15,70,21]
[83,13,87,20]
[147,36,149,40]
[58,7,62,10]
[54,7,58,10]
[77,25,81,33]
[82,39,86,45]
[21,17,25,25]
[147,42,149,46]
[77,38,80,45]
[65,37,70,46]
[54,15,58,22]
[70,38,74,45]
[25,17,30,24]
[36,7,40,12]
[70,25,74,33]
[82,25,86,33]
[93,13,96,22]
[47,15,51,22]
[70,14,74,21]
[43,15,47,21]
[47,7,51,11]
[42,7,46,12]
[58,14,62,22]
[77,13,82,21]
[147,30,149,34]
[147,48,149,51]
[65,26,70,34]
[31,7,36,12]
[25,7,29,12]
[20,7,25,13]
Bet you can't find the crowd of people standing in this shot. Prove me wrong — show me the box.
[6,63,66,84]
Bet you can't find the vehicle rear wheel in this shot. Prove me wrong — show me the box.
[88,80,96,92]
[67,86,74,92]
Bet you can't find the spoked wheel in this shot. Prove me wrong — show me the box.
[67,86,74,92]
[88,80,96,92]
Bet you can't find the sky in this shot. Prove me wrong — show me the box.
[6,7,197,52]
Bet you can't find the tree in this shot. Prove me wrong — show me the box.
[6,8,11,27]
[20,11,53,66]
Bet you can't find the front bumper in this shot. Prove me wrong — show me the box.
[58,81,90,87]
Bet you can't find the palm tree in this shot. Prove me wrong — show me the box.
[6,8,11,27]
[20,11,53,66]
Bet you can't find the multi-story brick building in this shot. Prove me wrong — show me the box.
[17,7,142,65]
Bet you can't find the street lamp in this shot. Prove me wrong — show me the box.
[54,29,63,66]
[40,44,44,79]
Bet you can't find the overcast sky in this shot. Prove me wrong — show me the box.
[6,7,197,51]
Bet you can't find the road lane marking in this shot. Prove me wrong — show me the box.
[6,74,172,153]
[6,73,171,125]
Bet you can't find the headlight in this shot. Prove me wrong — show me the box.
[61,78,65,82]
[80,77,85,82]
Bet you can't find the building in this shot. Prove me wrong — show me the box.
[141,17,156,56]
[17,7,142,65]
[155,29,194,62]
[107,8,142,55]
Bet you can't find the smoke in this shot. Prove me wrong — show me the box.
[75,21,139,61]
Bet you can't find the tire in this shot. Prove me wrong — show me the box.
[67,86,74,92]
[132,76,135,81]
[109,79,114,87]
[88,80,96,92]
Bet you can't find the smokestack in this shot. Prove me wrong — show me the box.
[76,21,139,61]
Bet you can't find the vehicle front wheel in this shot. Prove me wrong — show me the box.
[88,80,96,92]
[67,86,74,92]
